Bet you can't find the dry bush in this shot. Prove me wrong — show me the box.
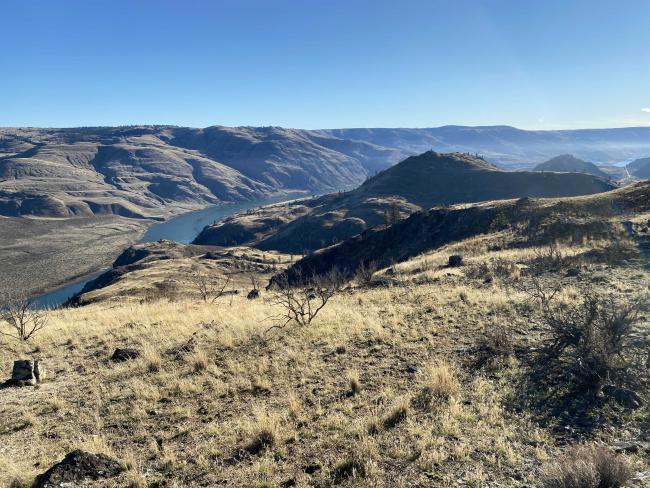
[267,268,344,329]
[531,242,566,273]
[188,267,231,303]
[476,324,514,368]
[415,360,460,409]
[0,287,48,341]
[243,412,281,455]
[354,261,377,286]
[542,444,632,488]
[520,280,649,401]
[467,257,520,283]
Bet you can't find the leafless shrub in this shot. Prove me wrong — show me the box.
[467,258,520,283]
[531,242,566,273]
[491,257,521,280]
[266,268,344,331]
[521,280,649,399]
[354,261,377,286]
[188,267,231,303]
[0,288,48,341]
[542,444,632,488]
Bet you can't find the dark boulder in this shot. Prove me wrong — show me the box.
[33,450,125,487]
[247,289,260,300]
[448,255,463,267]
[603,384,645,409]
[110,348,141,362]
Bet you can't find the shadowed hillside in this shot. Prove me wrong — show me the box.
[194,151,616,254]
[532,154,609,178]
[628,157,650,179]
[276,180,650,284]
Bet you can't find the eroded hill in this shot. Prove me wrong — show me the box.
[194,151,616,254]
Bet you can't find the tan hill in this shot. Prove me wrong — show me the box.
[194,151,616,254]
[532,154,609,178]
[278,179,650,284]
[628,157,650,179]
[0,126,400,219]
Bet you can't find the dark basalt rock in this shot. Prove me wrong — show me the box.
[110,348,141,362]
[247,289,260,300]
[33,450,125,487]
[448,255,463,267]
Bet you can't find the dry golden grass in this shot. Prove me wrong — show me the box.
[1,233,649,487]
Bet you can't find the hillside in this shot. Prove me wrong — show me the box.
[532,154,609,178]
[628,157,650,179]
[278,180,650,283]
[0,126,399,219]
[194,151,616,254]
[3,189,649,487]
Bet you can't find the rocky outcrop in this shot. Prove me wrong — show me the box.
[33,450,125,487]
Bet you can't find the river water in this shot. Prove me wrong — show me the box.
[33,196,301,308]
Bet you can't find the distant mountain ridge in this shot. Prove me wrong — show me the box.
[0,126,398,219]
[322,126,650,167]
[533,154,609,178]
[1,124,647,220]
[194,151,616,253]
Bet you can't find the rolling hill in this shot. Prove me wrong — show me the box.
[532,154,609,178]
[194,151,616,254]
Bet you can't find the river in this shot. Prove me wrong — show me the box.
[32,195,302,308]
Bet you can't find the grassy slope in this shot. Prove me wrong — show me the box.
[1,227,649,487]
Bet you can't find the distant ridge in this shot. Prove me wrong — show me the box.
[532,154,609,178]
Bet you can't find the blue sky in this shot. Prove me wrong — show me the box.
[1,0,649,129]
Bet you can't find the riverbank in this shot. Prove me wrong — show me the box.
[22,193,308,307]
[0,215,151,299]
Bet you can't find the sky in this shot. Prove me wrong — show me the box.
[1,0,649,130]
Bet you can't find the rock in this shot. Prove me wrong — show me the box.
[385,267,396,276]
[614,441,646,454]
[10,360,44,386]
[246,289,260,300]
[603,384,645,409]
[566,267,581,277]
[448,255,463,267]
[110,348,140,362]
[304,463,321,475]
[33,450,125,487]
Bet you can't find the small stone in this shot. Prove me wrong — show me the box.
[246,289,260,300]
[304,463,321,475]
[614,441,645,454]
[110,348,140,362]
[448,255,463,267]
